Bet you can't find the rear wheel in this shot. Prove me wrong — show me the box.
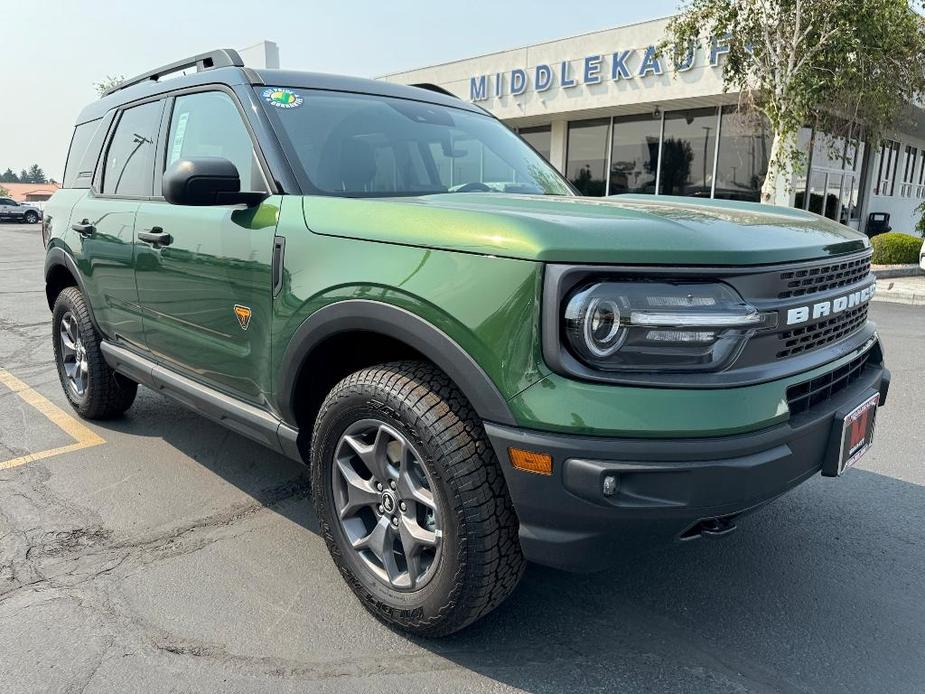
[52,287,137,419]
[24,210,39,224]
[311,361,524,636]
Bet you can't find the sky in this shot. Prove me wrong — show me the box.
[0,0,679,181]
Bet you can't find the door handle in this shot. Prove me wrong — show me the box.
[138,227,173,247]
[71,220,95,236]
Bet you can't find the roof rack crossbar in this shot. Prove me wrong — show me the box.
[102,49,245,98]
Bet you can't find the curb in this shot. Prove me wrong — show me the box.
[872,280,925,306]
[872,264,923,279]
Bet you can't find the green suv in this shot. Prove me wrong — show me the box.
[44,50,889,636]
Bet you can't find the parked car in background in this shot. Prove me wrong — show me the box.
[0,197,42,223]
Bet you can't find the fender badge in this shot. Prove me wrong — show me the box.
[233,305,252,331]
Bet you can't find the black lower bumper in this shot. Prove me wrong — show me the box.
[485,363,890,572]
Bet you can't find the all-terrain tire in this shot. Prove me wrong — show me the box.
[311,360,525,636]
[52,286,137,419]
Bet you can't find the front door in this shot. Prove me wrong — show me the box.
[134,89,278,406]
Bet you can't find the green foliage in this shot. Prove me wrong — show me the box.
[93,74,126,97]
[0,185,10,198]
[665,0,925,202]
[916,200,925,234]
[870,232,924,264]
[26,164,47,184]
[0,168,17,183]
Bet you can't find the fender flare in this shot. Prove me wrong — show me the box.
[43,247,103,333]
[277,300,517,427]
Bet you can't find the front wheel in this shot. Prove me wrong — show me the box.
[24,211,39,224]
[311,361,524,636]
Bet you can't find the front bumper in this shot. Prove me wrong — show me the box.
[485,360,890,572]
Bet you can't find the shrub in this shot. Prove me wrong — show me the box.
[870,232,924,265]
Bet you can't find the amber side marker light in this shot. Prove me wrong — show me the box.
[508,448,553,476]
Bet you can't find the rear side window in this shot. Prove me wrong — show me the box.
[165,91,267,192]
[63,120,100,188]
[102,101,163,196]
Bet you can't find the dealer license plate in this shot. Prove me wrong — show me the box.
[834,394,880,475]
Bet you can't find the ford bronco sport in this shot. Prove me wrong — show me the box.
[43,50,889,636]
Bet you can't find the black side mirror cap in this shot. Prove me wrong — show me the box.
[163,157,267,207]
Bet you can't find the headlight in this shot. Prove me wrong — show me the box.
[563,281,775,372]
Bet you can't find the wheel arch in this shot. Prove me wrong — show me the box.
[277,300,517,434]
[43,248,104,334]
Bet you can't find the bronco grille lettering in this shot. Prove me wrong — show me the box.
[786,284,875,326]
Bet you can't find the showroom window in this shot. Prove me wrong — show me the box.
[608,114,660,195]
[566,119,609,196]
[713,107,770,202]
[900,146,918,197]
[658,108,718,197]
[519,125,552,162]
[876,140,899,195]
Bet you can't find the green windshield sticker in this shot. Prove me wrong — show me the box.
[263,88,303,109]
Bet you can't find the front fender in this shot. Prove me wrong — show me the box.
[276,299,518,426]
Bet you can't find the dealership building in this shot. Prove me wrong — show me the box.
[383,17,925,233]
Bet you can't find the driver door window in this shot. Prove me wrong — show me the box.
[165,91,267,193]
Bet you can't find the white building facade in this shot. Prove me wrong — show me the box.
[384,17,925,233]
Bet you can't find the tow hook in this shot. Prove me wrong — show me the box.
[680,516,737,541]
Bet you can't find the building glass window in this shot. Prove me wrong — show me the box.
[805,171,827,215]
[608,114,660,195]
[519,126,552,162]
[713,107,770,202]
[901,145,917,197]
[876,140,899,196]
[917,152,925,198]
[659,107,717,197]
[566,119,609,196]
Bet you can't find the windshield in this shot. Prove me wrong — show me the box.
[259,87,572,197]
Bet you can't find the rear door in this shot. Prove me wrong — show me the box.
[67,99,165,350]
[134,88,278,405]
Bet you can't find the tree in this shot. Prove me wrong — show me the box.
[0,168,18,183]
[0,185,10,198]
[26,164,47,184]
[664,0,925,205]
[18,169,28,183]
[93,74,126,97]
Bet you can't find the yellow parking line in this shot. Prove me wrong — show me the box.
[0,368,105,470]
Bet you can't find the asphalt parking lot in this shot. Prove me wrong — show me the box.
[1,221,923,693]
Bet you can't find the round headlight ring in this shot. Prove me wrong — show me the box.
[583,296,625,357]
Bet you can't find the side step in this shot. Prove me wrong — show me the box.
[100,341,301,462]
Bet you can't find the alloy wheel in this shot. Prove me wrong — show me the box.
[59,311,88,397]
[332,419,442,591]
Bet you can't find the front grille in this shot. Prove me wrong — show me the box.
[777,256,871,299]
[786,348,876,415]
[776,304,869,359]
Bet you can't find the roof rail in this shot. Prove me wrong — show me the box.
[102,49,245,98]
[410,83,459,99]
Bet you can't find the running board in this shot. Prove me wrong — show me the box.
[100,341,302,462]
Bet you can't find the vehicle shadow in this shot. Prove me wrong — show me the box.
[97,390,925,694]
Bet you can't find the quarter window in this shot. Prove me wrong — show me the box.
[102,101,163,196]
[165,91,266,192]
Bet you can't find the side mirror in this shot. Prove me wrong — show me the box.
[163,157,267,207]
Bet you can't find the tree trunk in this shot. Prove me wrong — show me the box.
[761,130,797,207]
